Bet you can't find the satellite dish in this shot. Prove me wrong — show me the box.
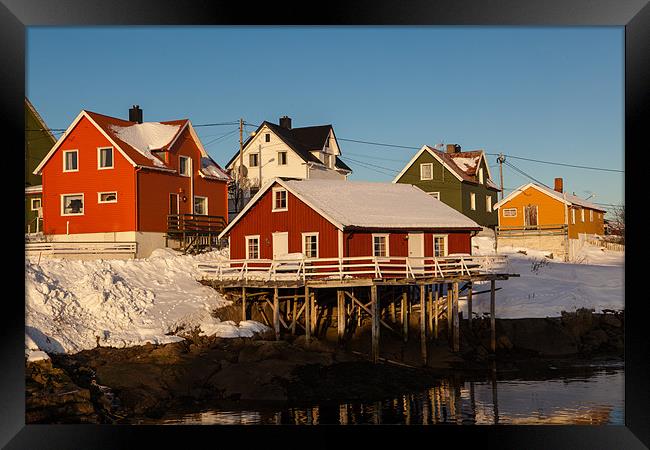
[238,165,248,178]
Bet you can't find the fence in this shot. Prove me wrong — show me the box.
[196,254,507,283]
[578,233,625,252]
[25,241,137,257]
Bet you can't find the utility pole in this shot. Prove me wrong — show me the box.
[237,118,244,212]
[497,153,506,201]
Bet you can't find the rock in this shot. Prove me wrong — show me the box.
[600,314,622,328]
[582,329,609,351]
[498,318,578,356]
[497,335,513,350]
[561,308,595,339]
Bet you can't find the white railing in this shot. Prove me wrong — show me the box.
[25,241,137,256]
[196,254,507,282]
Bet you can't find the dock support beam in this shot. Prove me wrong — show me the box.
[420,284,427,365]
[434,285,439,339]
[371,285,379,363]
[310,292,317,337]
[337,290,345,345]
[467,282,473,330]
[291,293,297,335]
[447,283,452,342]
[490,280,496,353]
[241,286,247,322]
[401,291,408,343]
[452,282,459,353]
[273,287,280,341]
[304,286,311,343]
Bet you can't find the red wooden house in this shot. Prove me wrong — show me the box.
[219,178,482,270]
[33,106,230,257]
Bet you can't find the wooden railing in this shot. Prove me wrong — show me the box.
[25,241,137,256]
[496,224,568,237]
[167,214,226,234]
[196,254,507,282]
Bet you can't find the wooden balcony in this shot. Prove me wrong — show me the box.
[166,214,226,253]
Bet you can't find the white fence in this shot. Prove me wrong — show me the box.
[25,241,137,257]
[196,254,507,283]
[578,233,625,252]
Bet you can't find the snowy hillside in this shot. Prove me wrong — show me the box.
[469,236,624,319]
[25,248,268,355]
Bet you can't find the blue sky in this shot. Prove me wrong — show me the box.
[27,27,624,212]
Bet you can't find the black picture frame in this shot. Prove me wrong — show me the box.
[2,1,648,448]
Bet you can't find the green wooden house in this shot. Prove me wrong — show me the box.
[25,98,57,234]
[392,144,500,228]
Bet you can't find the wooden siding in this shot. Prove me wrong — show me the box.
[228,182,340,260]
[344,230,472,257]
[567,206,605,238]
[461,182,498,227]
[41,116,137,235]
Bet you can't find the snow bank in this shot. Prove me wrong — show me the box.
[469,236,624,318]
[25,248,269,354]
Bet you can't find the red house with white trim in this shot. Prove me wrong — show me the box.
[33,106,230,257]
[219,178,482,264]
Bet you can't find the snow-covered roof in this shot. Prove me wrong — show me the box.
[109,122,181,168]
[200,156,230,180]
[493,182,607,212]
[221,178,481,237]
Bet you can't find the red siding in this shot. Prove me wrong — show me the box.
[345,230,472,257]
[228,183,339,259]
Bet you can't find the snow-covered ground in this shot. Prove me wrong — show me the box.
[468,236,624,319]
[25,248,269,357]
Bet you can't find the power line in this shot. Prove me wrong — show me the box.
[339,156,399,174]
[504,160,550,188]
[486,153,623,173]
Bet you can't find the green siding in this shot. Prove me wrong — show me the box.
[25,195,43,233]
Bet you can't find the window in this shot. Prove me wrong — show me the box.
[245,235,260,259]
[571,209,576,224]
[31,198,42,211]
[590,210,593,222]
[98,192,117,203]
[478,167,484,184]
[302,233,319,258]
[63,150,78,172]
[428,192,440,200]
[272,187,288,212]
[486,195,492,213]
[503,208,517,217]
[420,163,433,180]
[265,133,270,143]
[433,235,448,257]
[278,151,287,165]
[470,192,476,210]
[249,153,259,167]
[61,194,84,215]
[372,234,389,257]
[580,208,585,222]
[179,155,191,176]
[194,196,208,215]
[98,147,114,169]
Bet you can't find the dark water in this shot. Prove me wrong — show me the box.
[136,363,624,425]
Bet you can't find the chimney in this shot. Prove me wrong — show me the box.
[554,177,563,193]
[279,116,292,129]
[129,105,143,124]
[446,144,461,153]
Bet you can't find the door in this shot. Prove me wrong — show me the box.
[408,233,425,274]
[524,205,538,228]
[272,232,289,259]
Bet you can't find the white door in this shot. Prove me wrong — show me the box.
[408,233,425,273]
[272,232,289,259]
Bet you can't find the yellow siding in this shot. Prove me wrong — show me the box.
[498,186,565,228]
[567,206,605,238]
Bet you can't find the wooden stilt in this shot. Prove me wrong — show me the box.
[447,283,453,342]
[434,286,439,339]
[371,285,379,363]
[467,282,473,330]
[310,292,317,337]
[427,288,433,337]
[291,294,297,335]
[304,286,311,343]
[241,286,247,322]
[401,291,408,343]
[452,282,459,352]
[420,284,427,365]
[389,295,396,324]
[337,290,345,345]
[490,280,496,353]
[273,287,280,341]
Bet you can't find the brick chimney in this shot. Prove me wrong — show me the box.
[554,177,563,193]
[279,116,292,129]
[446,144,461,153]
[129,105,143,124]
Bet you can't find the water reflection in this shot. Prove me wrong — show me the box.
[146,365,623,425]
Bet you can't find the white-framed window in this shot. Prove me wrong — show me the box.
[278,151,287,165]
[179,155,191,177]
[433,234,448,257]
[194,196,208,215]
[478,167,484,184]
[428,192,440,200]
[420,163,433,180]
[63,150,78,172]
[61,193,84,216]
[372,234,390,257]
[272,187,288,212]
[249,153,259,167]
[98,191,117,203]
[470,192,476,210]
[571,208,576,224]
[486,195,492,213]
[31,198,42,211]
[580,208,585,222]
[503,208,517,217]
[97,147,114,169]
[245,235,260,259]
[302,232,319,258]
[589,210,593,222]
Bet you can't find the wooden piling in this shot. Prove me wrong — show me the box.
[310,292,317,337]
[427,288,433,336]
[304,286,311,343]
[434,286,439,339]
[273,287,280,341]
[420,284,427,365]
[467,282,473,330]
[371,285,379,363]
[452,282,459,352]
[447,283,452,341]
[291,294,297,335]
[337,290,345,345]
[401,291,408,343]
[241,286,247,321]
[490,280,496,353]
